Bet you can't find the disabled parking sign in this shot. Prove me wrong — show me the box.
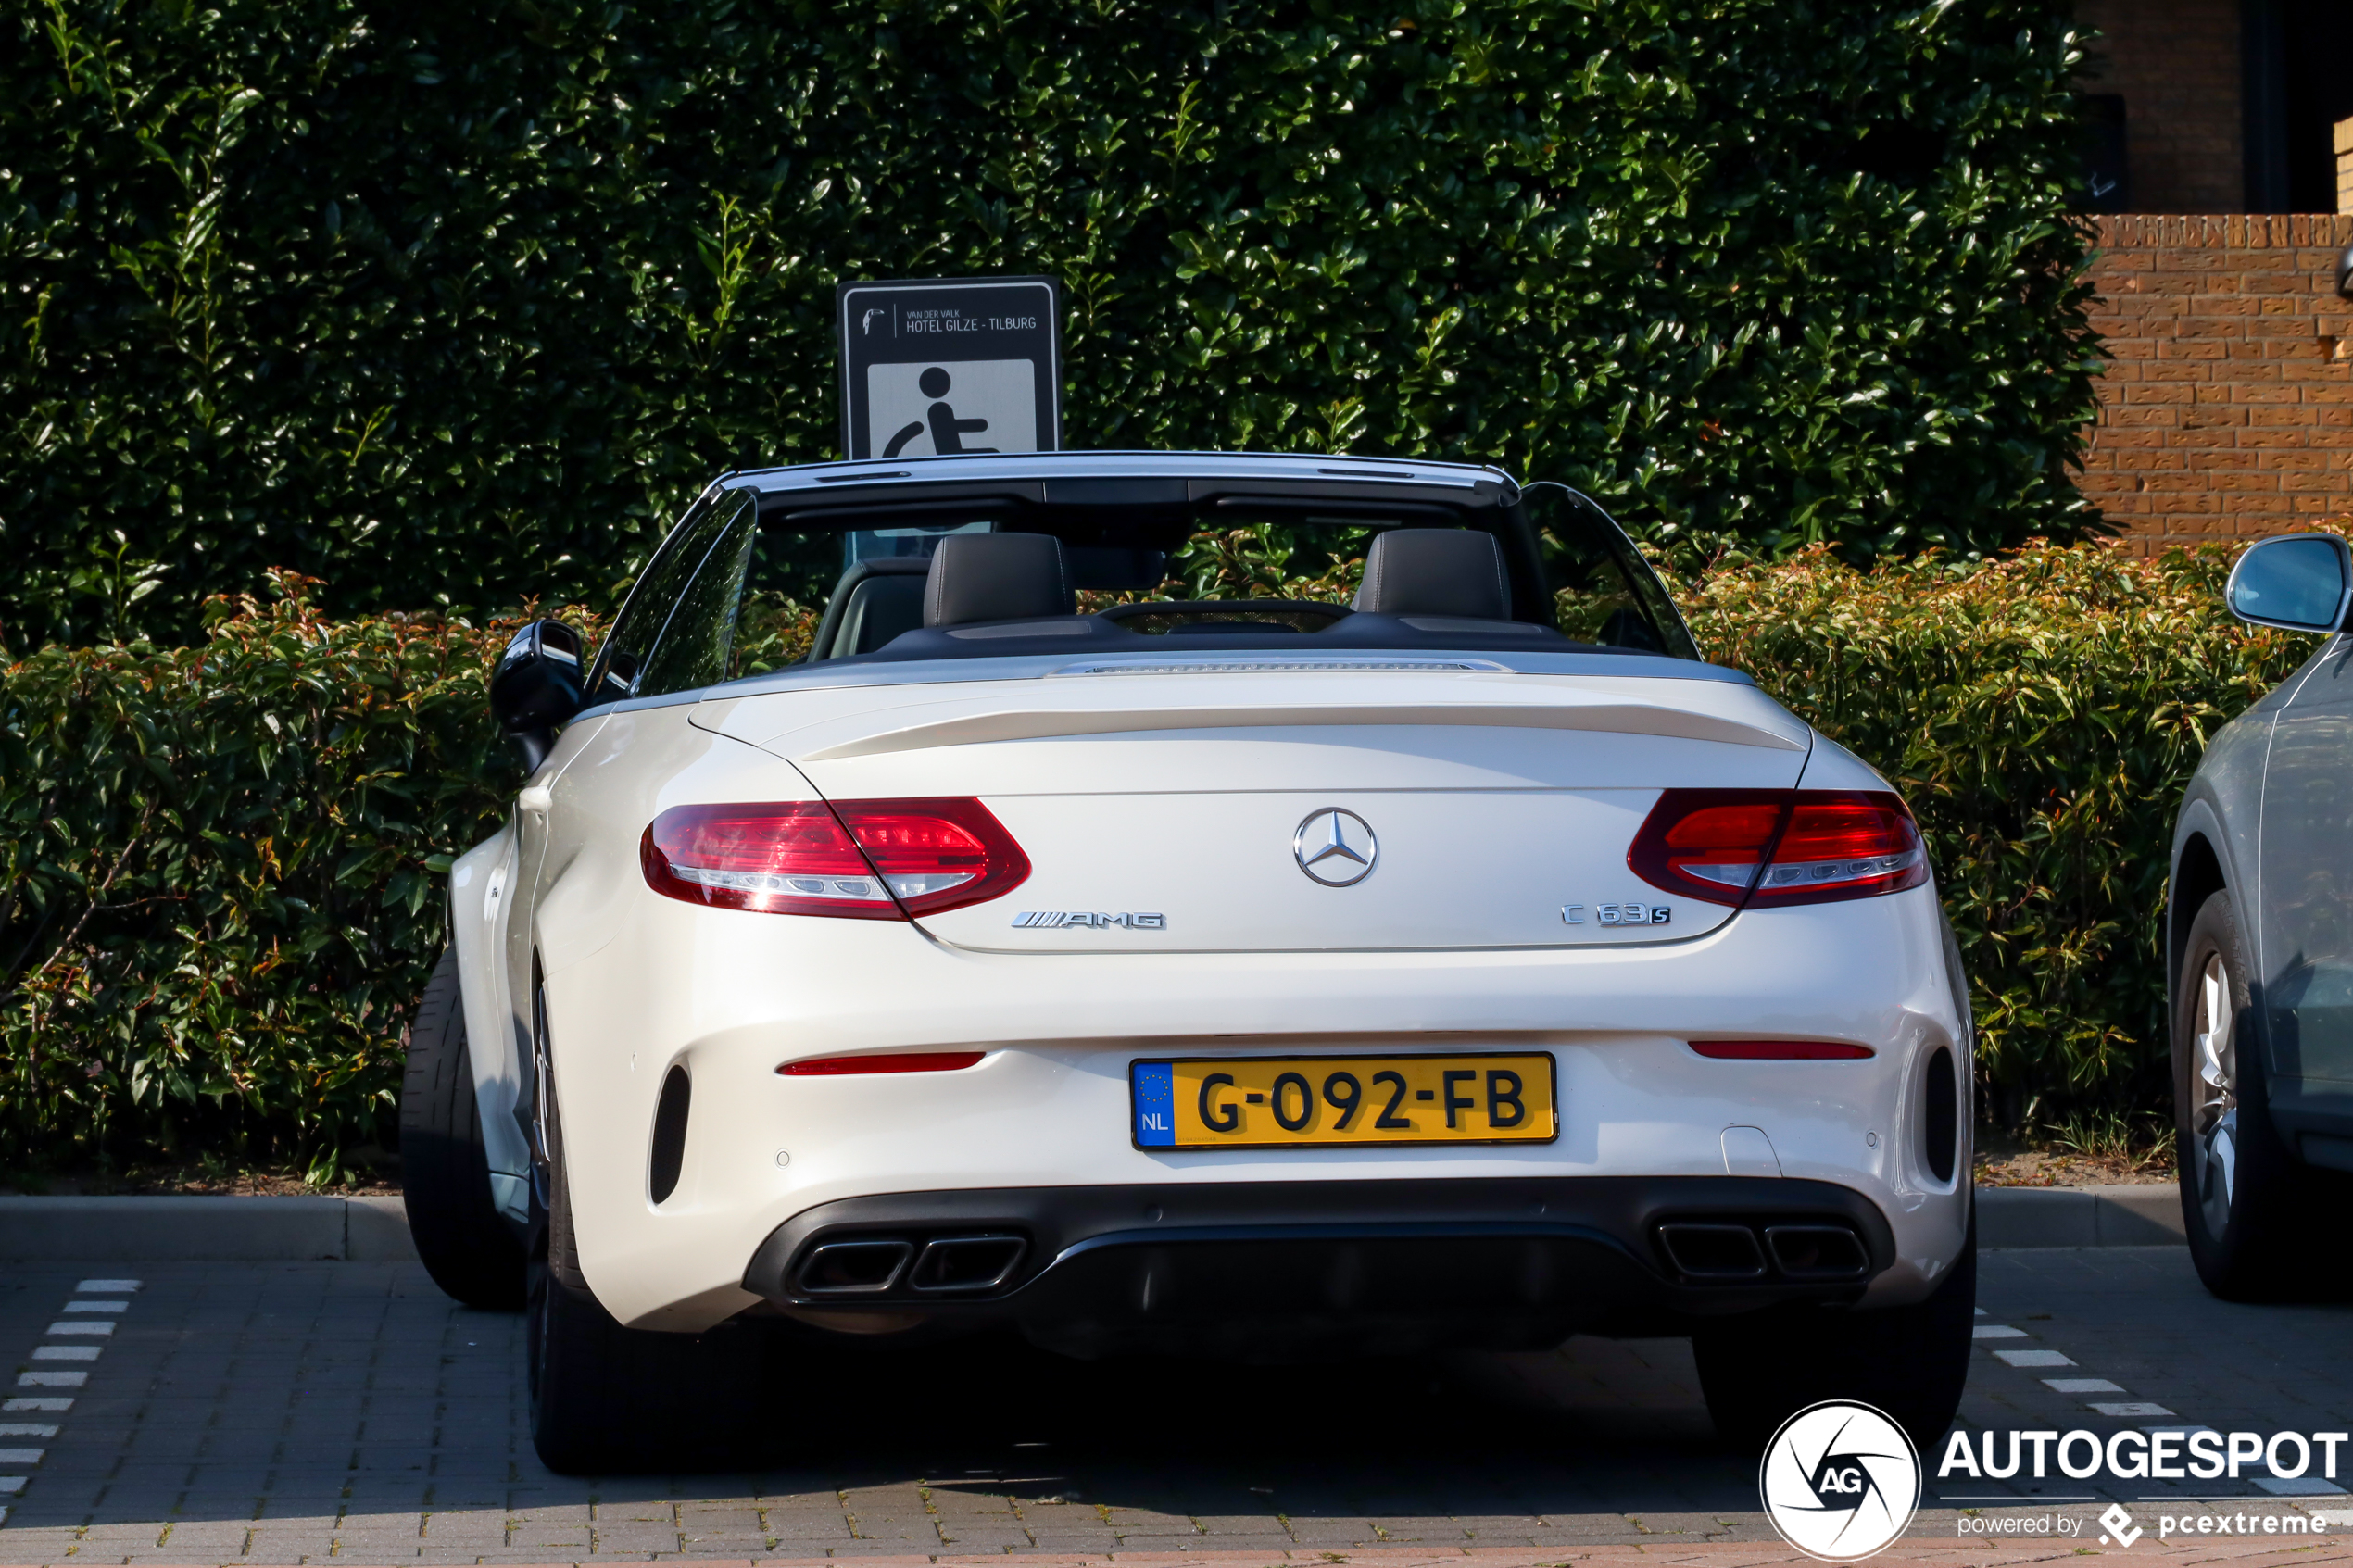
[837,276,1061,460]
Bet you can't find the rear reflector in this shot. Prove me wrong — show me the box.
[777,1051,987,1076]
[1628,789,1927,908]
[642,798,1028,919]
[1690,1039,1875,1060]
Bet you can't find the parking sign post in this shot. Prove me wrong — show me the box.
[837,276,1061,461]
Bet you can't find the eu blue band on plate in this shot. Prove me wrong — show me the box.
[1132,1061,1175,1147]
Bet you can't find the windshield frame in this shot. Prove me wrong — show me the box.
[573,454,1700,719]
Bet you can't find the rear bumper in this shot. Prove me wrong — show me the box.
[741,1175,1897,1356]
[532,860,1970,1331]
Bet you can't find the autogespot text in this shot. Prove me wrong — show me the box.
[1938,1427,2347,1483]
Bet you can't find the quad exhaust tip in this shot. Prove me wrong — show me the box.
[799,1238,914,1294]
[1655,1220,1868,1282]
[797,1234,1028,1297]
[909,1235,1027,1292]
[1763,1223,1870,1279]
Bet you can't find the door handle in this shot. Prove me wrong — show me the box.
[518,785,554,814]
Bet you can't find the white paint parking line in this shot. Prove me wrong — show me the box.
[1984,1316,2196,1427]
[2256,1477,2350,1496]
[1973,1324,2029,1338]
[0,1277,133,1528]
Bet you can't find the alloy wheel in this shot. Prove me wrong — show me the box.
[2189,949,2239,1241]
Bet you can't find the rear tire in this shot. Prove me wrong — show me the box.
[527,1060,764,1474]
[1693,1211,1975,1455]
[399,949,527,1310]
[2174,889,2314,1300]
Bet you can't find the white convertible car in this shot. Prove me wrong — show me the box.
[398,451,1975,1472]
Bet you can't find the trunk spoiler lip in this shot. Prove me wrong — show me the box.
[1051,655,1516,676]
[660,649,1756,718]
[787,698,1809,761]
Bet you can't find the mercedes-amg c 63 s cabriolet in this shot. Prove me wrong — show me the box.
[397,450,1975,1472]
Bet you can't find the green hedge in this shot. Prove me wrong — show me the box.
[1,0,2098,648]
[1684,541,2316,1129]
[0,544,2318,1174]
[0,578,573,1175]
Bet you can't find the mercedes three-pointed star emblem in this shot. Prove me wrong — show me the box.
[1293,808,1378,887]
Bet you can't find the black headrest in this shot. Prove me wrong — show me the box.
[1352,529,1511,620]
[924,533,1074,627]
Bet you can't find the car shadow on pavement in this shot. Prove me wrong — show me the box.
[598,1330,1757,1519]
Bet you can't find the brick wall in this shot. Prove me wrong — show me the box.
[2080,215,2353,551]
[2338,118,2353,214]
[2075,0,2244,213]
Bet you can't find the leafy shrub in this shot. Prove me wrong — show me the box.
[0,576,591,1176]
[6,538,2308,1174]
[1,0,2098,648]
[1684,538,2320,1126]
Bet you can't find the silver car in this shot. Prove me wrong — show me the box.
[2171,532,2353,1297]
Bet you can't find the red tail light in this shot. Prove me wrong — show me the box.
[641,798,1029,919]
[839,798,1031,914]
[1628,789,1926,908]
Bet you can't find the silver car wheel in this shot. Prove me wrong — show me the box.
[2191,950,2238,1236]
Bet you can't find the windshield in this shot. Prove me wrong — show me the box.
[584,472,1697,705]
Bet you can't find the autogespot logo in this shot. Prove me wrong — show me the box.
[1759,1400,1922,1561]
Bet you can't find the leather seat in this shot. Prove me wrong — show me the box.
[810,558,932,659]
[924,533,1074,627]
[1352,529,1512,620]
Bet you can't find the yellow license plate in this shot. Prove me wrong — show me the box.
[1130,1054,1556,1149]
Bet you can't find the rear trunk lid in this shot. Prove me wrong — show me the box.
[695,659,1810,951]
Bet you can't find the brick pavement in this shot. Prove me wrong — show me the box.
[0,1248,2347,1563]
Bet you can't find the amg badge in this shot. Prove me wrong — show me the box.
[1012,911,1167,929]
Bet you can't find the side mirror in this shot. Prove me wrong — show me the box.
[2226,534,2351,634]
[490,620,587,771]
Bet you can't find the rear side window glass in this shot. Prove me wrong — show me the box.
[1522,483,1698,659]
[635,491,760,696]
[588,487,756,701]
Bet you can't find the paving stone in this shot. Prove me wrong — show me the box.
[2,1248,2348,1562]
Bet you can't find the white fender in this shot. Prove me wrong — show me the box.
[447,822,532,1223]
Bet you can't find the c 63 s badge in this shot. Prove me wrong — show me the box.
[1562,901,1671,926]
[1012,911,1166,929]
